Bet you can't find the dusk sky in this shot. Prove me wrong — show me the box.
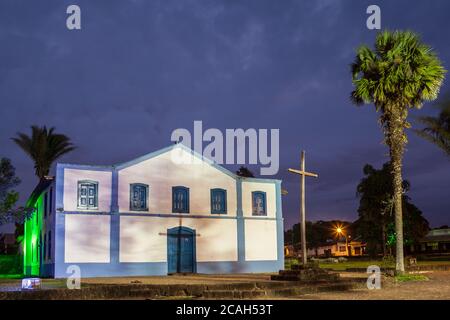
[1,0,449,233]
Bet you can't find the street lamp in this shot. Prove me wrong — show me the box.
[336,226,350,257]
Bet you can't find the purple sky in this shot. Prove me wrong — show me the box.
[1,0,449,233]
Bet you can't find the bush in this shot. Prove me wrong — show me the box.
[0,255,22,275]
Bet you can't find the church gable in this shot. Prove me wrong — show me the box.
[116,145,238,215]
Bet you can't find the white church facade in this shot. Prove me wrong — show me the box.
[24,144,284,278]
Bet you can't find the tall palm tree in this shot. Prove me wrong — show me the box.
[12,126,76,180]
[415,100,450,156]
[350,31,446,274]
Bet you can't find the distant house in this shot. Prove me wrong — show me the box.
[411,228,450,254]
[0,233,16,254]
[306,238,366,257]
[285,238,366,258]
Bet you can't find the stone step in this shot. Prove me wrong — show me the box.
[202,289,267,299]
[202,281,357,299]
[271,273,340,282]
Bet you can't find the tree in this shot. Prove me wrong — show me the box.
[236,166,255,178]
[353,162,429,257]
[350,31,446,273]
[12,126,76,180]
[0,158,34,225]
[415,98,450,156]
[285,220,352,255]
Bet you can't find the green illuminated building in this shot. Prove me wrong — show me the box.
[23,178,54,277]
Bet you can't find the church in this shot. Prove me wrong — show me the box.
[23,143,284,278]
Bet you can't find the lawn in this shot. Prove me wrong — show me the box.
[285,257,450,271]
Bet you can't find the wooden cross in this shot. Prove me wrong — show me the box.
[288,150,318,265]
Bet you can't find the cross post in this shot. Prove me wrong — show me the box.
[288,150,318,265]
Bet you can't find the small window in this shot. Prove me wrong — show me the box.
[48,231,52,260]
[44,193,48,218]
[130,183,149,211]
[77,181,98,209]
[172,186,189,213]
[43,233,47,261]
[49,187,53,216]
[252,191,267,216]
[211,188,227,214]
[339,246,346,252]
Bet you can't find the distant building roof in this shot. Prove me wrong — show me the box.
[420,228,450,243]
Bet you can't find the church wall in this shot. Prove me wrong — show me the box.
[119,215,238,262]
[63,168,112,212]
[64,214,111,263]
[241,181,276,218]
[51,145,283,278]
[118,148,237,216]
[244,219,278,261]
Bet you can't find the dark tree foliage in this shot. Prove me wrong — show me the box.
[236,166,255,178]
[12,125,76,180]
[285,220,352,250]
[353,162,429,257]
[415,97,450,156]
[0,158,34,225]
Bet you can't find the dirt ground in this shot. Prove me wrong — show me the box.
[298,271,450,300]
[2,271,450,299]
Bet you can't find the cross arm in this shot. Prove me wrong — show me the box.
[288,168,318,178]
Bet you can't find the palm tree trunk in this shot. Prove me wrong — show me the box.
[387,109,406,274]
[392,158,405,273]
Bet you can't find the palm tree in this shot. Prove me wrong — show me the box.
[415,100,450,156]
[350,31,446,274]
[12,126,76,180]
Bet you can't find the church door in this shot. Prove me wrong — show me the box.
[167,226,196,274]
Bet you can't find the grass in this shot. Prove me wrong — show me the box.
[285,257,450,271]
[395,274,429,282]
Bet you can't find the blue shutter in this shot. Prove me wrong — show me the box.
[252,191,267,216]
[48,231,51,260]
[172,187,189,213]
[78,181,98,209]
[43,233,46,261]
[130,184,148,211]
[211,189,227,214]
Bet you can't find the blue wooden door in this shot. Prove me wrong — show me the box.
[167,227,196,274]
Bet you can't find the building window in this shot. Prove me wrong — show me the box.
[43,233,47,261]
[172,186,189,213]
[211,188,227,214]
[77,181,98,209]
[252,191,267,216]
[49,187,53,216]
[48,231,51,260]
[339,246,346,252]
[44,192,48,218]
[130,183,149,211]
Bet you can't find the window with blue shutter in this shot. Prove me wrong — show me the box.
[211,188,227,214]
[130,183,149,211]
[48,231,51,260]
[252,191,267,216]
[172,186,189,213]
[77,181,98,209]
[43,233,47,261]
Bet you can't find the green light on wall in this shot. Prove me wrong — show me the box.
[23,194,43,276]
